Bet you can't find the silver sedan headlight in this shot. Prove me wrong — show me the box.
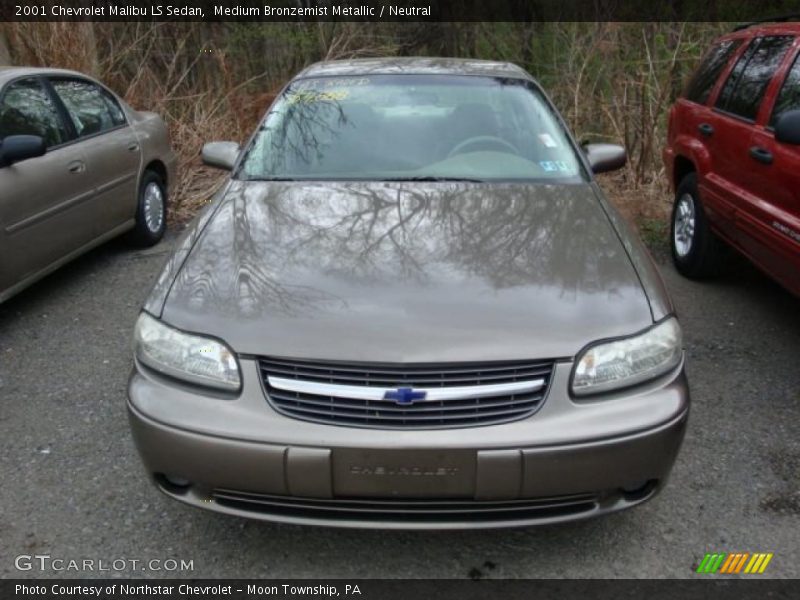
[133,312,241,391]
[572,317,682,396]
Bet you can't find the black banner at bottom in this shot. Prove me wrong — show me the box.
[2,579,797,600]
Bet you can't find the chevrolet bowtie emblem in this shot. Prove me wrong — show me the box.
[383,387,427,405]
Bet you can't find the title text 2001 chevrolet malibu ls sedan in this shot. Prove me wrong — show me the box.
[128,58,688,529]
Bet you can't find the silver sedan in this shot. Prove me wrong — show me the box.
[128,58,688,529]
[0,67,177,303]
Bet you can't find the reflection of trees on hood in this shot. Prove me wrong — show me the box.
[171,191,347,318]
[170,180,629,316]
[255,182,627,294]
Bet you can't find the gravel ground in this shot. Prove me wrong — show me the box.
[0,230,798,579]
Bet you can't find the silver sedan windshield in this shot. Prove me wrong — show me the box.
[238,75,586,182]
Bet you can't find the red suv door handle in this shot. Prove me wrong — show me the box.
[749,146,773,165]
[698,123,714,137]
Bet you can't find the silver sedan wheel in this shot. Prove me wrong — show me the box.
[673,193,696,258]
[143,182,165,234]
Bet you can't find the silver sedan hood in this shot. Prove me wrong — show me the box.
[159,180,654,361]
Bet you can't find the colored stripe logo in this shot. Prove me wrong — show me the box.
[696,552,773,574]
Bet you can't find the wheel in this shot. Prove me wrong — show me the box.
[670,172,725,279]
[127,170,167,247]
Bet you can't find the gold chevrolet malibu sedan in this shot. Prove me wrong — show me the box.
[0,67,176,303]
[128,58,689,529]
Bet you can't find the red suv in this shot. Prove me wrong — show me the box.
[663,20,800,297]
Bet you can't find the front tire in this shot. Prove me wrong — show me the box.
[670,173,725,279]
[127,170,167,247]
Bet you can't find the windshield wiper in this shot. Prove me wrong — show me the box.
[378,176,486,183]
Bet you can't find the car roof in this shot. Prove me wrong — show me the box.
[295,57,532,80]
[0,66,96,85]
[720,21,800,42]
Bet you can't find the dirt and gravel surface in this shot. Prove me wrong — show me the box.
[0,229,798,579]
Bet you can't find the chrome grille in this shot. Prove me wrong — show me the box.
[258,358,554,428]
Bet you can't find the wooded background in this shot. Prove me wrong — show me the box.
[0,22,731,231]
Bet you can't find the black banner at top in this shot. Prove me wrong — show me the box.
[2,0,800,22]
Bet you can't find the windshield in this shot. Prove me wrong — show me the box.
[237,75,586,182]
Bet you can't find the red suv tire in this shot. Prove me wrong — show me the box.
[670,173,726,279]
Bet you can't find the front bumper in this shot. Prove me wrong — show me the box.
[128,359,689,529]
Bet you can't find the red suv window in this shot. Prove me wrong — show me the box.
[769,51,800,127]
[715,35,796,121]
[684,39,742,104]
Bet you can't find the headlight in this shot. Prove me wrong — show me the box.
[133,312,241,391]
[572,317,682,396]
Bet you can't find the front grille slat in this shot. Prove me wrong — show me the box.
[212,491,595,515]
[211,489,598,523]
[259,365,553,386]
[215,488,595,507]
[260,358,551,377]
[281,402,535,422]
[266,390,543,413]
[259,357,554,429]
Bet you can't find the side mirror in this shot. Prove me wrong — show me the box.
[0,135,46,166]
[583,143,627,174]
[201,141,240,171]
[774,110,800,145]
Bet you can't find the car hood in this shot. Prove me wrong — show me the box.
[160,180,654,362]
